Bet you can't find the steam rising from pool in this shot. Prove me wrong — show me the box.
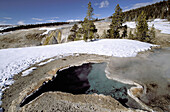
[106,47,170,111]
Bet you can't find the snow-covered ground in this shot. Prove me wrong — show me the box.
[123,19,170,34]
[39,27,57,35]
[39,25,73,35]
[0,27,10,31]
[0,39,155,106]
[0,26,17,31]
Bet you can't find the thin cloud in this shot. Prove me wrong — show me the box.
[124,0,163,11]
[99,0,109,8]
[0,21,11,25]
[94,3,99,6]
[47,20,58,23]
[67,19,80,22]
[51,17,59,19]
[94,14,101,17]
[36,22,47,24]
[0,23,7,25]
[17,21,25,25]
[32,18,43,21]
[3,17,12,20]
[124,6,129,9]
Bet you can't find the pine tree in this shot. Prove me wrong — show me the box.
[81,18,89,41]
[70,24,78,33]
[86,2,94,20]
[136,11,149,41]
[68,24,78,41]
[168,0,170,20]
[108,4,123,38]
[81,2,97,41]
[88,21,97,40]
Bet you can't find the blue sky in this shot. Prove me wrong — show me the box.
[0,0,163,25]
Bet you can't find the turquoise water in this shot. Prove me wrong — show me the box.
[86,63,132,106]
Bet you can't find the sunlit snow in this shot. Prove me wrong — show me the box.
[123,19,170,34]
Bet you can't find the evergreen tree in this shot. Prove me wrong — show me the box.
[88,21,97,40]
[68,24,78,41]
[81,18,89,41]
[168,0,170,20]
[108,4,123,38]
[81,2,97,41]
[136,11,149,41]
[86,2,94,20]
[70,24,78,33]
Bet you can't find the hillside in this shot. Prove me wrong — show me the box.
[123,0,169,21]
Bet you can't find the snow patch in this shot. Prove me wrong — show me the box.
[123,19,170,34]
[39,27,57,35]
[22,67,37,76]
[153,19,167,22]
[148,19,170,34]
[123,22,136,29]
[38,59,55,66]
[67,19,80,22]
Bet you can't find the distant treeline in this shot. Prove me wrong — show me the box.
[0,25,11,27]
[122,0,170,21]
[0,19,104,33]
[0,20,105,33]
[0,22,71,33]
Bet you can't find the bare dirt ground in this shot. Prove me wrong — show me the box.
[21,92,144,112]
[154,29,170,47]
[0,29,45,49]
[0,24,73,49]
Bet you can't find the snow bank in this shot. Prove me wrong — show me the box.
[0,39,154,106]
[123,19,170,34]
[39,27,57,35]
